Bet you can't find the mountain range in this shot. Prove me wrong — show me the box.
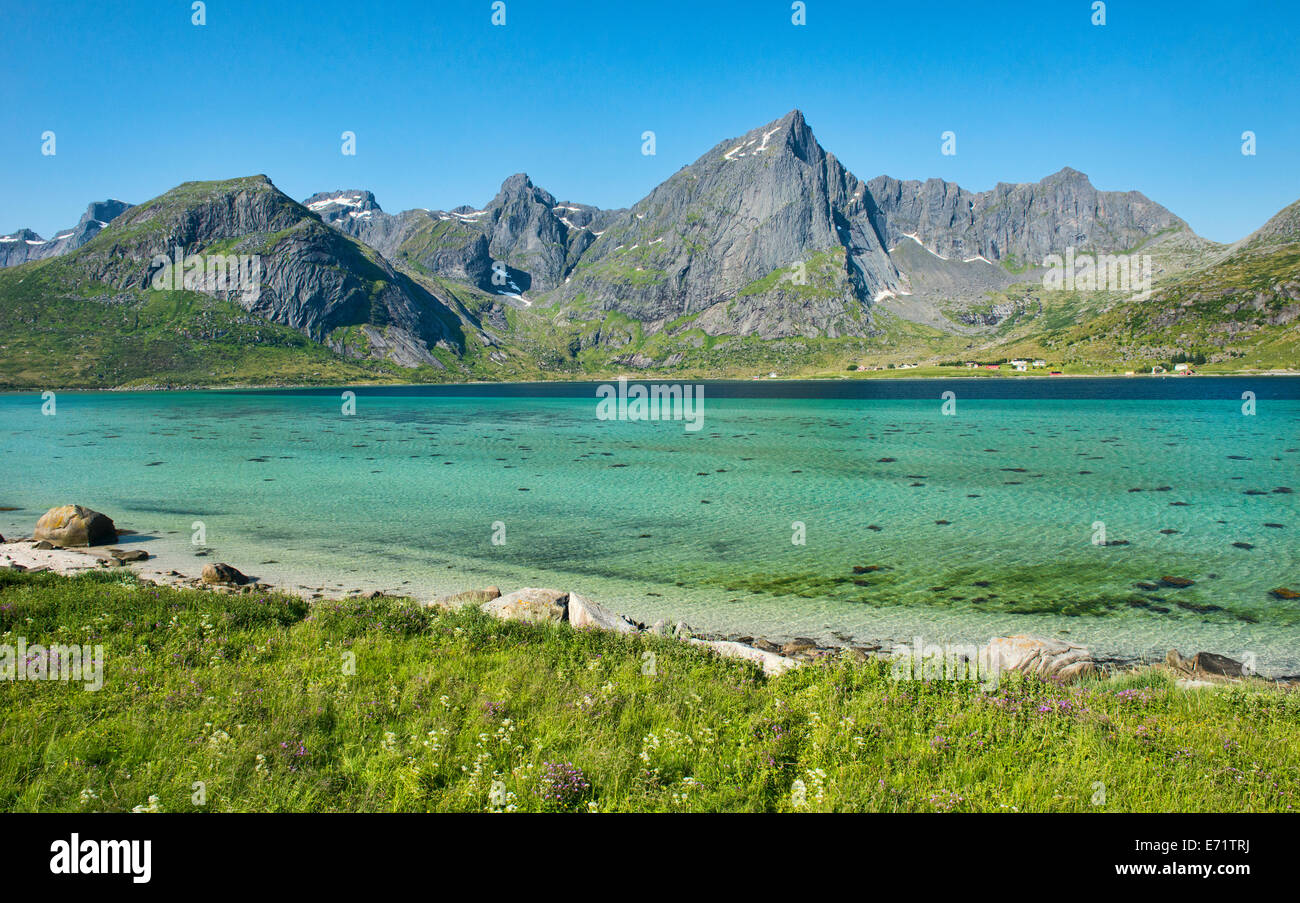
[1,110,1295,388]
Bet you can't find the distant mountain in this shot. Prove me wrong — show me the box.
[4,176,468,368]
[544,110,901,339]
[304,175,617,295]
[867,167,1191,266]
[1097,198,1300,357]
[308,111,1200,343]
[0,199,132,267]
[0,110,1294,387]
[1230,198,1300,252]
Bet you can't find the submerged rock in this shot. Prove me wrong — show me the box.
[34,505,117,547]
[482,587,567,623]
[1270,587,1299,600]
[1158,576,1195,588]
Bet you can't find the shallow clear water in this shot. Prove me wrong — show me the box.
[3,378,1298,674]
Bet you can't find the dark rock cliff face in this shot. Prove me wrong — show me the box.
[867,167,1188,264]
[65,176,463,366]
[0,199,133,267]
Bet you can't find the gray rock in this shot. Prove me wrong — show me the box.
[568,592,639,633]
[867,167,1187,270]
[688,639,800,676]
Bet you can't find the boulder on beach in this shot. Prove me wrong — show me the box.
[481,587,567,623]
[201,562,249,586]
[433,587,503,610]
[34,505,117,547]
[110,549,149,563]
[567,592,639,633]
[1168,648,1246,680]
[984,634,1097,682]
[688,638,799,676]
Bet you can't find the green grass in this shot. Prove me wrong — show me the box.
[2,569,1295,812]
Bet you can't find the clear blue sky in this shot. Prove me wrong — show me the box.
[2,0,1296,242]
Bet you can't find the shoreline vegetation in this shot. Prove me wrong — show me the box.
[4,506,1300,813]
[2,369,1298,395]
[2,558,1296,812]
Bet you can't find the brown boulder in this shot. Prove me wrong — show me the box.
[201,562,249,585]
[1167,649,1247,680]
[481,587,567,622]
[34,505,117,547]
[1192,651,1245,679]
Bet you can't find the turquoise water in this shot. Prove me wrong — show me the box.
[2,379,1297,674]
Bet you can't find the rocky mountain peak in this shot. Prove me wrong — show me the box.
[303,189,382,220]
[0,198,135,268]
[82,199,132,227]
[492,172,556,209]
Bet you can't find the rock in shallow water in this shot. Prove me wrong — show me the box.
[34,505,117,547]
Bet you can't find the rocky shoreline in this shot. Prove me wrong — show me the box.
[3,504,1295,688]
[7,369,1300,395]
